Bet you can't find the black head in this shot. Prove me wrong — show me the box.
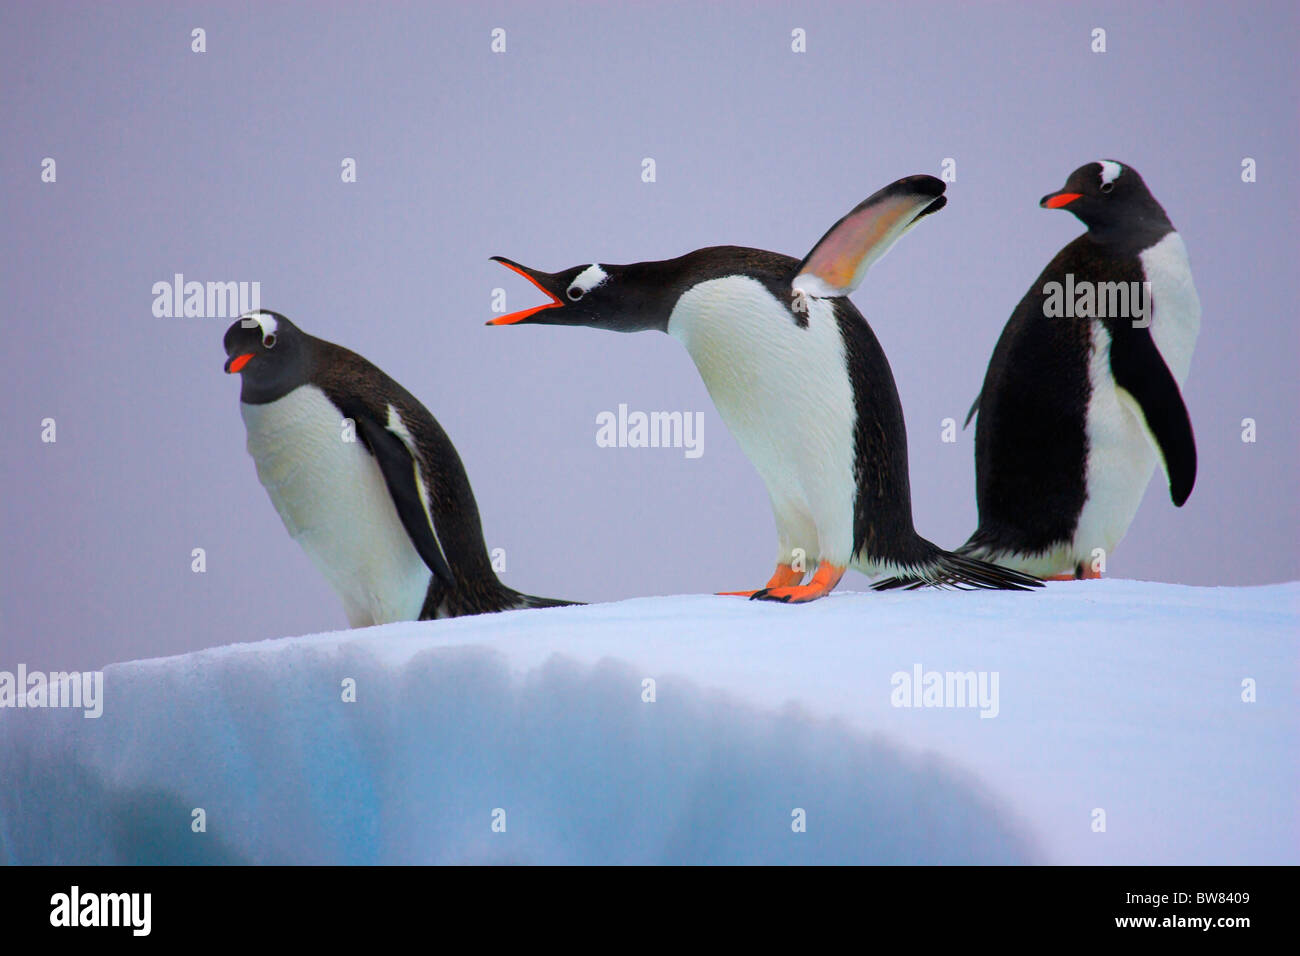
[487,257,670,333]
[1039,160,1171,238]
[223,310,313,403]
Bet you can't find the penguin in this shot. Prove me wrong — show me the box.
[898,160,1198,584]
[223,310,577,624]
[488,175,1041,602]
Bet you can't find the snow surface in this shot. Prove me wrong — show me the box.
[1,581,1295,865]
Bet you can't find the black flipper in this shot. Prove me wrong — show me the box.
[1107,326,1196,506]
[353,412,457,587]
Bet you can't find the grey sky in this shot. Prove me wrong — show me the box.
[2,1,1296,668]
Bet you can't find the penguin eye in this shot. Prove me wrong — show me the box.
[1099,182,1115,194]
[567,286,584,301]
[263,333,277,349]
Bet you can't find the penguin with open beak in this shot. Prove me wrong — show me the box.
[490,176,1041,602]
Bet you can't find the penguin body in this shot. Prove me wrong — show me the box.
[224,311,576,624]
[240,384,433,625]
[667,269,861,571]
[490,177,1041,601]
[958,161,1199,580]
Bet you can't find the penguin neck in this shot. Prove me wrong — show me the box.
[612,248,802,335]
[238,342,316,405]
[1084,204,1173,251]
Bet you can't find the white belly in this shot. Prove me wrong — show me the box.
[1074,231,1201,563]
[240,386,431,626]
[667,277,858,564]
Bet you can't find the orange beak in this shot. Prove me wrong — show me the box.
[487,258,563,326]
[226,353,255,374]
[1042,192,1082,209]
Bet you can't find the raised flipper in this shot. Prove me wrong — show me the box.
[1108,327,1197,506]
[792,175,948,299]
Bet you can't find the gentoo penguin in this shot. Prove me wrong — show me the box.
[488,175,1041,602]
[916,161,1197,583]
[223,310,577,624]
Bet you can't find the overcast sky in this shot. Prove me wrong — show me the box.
[2,0,1296,668]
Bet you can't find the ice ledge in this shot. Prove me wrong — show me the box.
[1,581,1295,865]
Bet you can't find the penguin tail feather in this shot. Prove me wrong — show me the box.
[512,591,584,610]
[870,547,1043,592]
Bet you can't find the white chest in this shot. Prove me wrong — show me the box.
[667,276,859,561]
[240,386,430,626]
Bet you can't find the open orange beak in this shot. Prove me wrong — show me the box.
[225,353,255,374]
[1041,192,1082,209]
[487,257,564,326]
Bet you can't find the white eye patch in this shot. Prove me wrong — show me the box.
[240,311,279,339]
[569,264,608,297]
[1098,161,1123,187]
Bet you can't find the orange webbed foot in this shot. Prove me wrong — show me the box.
[1046,564,1103,581]
[751,563,845,604]
[718,563,805,597]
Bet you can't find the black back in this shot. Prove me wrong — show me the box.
[832,297,939,566]
[315,343,580,616]
[310,343,498,597]
[965,239,1104,555]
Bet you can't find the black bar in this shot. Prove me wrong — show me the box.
[0,865,1284,942]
